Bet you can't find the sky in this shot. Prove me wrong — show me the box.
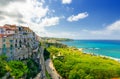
[0,0,120,39]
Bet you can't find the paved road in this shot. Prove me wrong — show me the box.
[45,59,62,79]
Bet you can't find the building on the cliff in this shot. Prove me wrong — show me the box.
[0,24,39,60]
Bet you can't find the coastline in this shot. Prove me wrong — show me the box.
[78,48,120,62]
[61,40,120,62]
[47,46,120,79]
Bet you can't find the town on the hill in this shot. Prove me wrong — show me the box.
[0,24,39,60]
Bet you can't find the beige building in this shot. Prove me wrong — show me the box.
[0,24,39,60]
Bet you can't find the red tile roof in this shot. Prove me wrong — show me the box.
[3,25,16,31]
[0,34,14,38]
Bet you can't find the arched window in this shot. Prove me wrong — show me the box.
[3,44,6,48]
[10,44,13,50]
[2,44,6,53]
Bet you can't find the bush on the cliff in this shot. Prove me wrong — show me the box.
[8,61,28,78]
[0,55,7,77]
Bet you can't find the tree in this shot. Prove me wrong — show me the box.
[8,61,28,78]
[44,48,50,60]
[0,58,7,77]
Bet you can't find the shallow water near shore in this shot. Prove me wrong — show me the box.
[62,40,120,59]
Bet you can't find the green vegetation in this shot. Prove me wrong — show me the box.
[45,42,67,48]
[43,41,67,60]
[8,60,28,78]
[0,55,7,77]
[47,46,120,79]
[41,37,73,41]
[44,48,50,60]
[26,59,39,79]
[0,55,39,79]
[40,38,67,48]
[45,69,52,79]
[0,55,28,78]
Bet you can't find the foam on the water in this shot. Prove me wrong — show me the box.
[62,40,120,59]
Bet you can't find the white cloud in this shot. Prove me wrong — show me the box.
[62,0,72,4]
[40,17,59,27]
[36,19,120,39]
[72,20,120,39]
[67,12,88,22]
[91,20,120,35]
[0,0,48,24]
[39,31,78,39]
[106,20,120,31]
[0,0,61,36]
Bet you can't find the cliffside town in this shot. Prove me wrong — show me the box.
[0,24,39,60]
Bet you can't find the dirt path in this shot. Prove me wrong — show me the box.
[45,59,62,79]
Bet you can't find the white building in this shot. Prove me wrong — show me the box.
[0,24,39,60]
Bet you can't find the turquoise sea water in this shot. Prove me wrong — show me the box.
[62,40,120,59]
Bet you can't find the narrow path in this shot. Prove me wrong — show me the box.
[40,47,47,79]
[34,47,46,79]
[45,59,62,79]
[34,73,41,79]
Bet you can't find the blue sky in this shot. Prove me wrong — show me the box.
[0,0,120,39]
[43,0,120,39]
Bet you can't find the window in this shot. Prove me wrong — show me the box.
[10,45,13,50]
[8,31,10,33]
[19,40,22,44]
[19,27,21,31]
[1,29,4,33]
[20,44,22,48]
[10,45,13,47]
[24,39,26,42]
[2,44,6,53]
[3,39,6,42]
[16,39,17,42]
[3,44,6,48]
[10,40,13,43]
[15,44,17,47]
[3,48,6,53]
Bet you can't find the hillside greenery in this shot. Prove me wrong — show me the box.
[26,59,40,79]
[8,60,28,78]
[41,37,73,41]
[0,55,7,77]
[0,55,39,79]
[47,46,120,79]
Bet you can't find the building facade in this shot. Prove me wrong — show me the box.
[0,24,39,60]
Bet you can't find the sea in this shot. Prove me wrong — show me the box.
[62,40,120,60]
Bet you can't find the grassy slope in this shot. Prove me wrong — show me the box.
[47,46,120,79]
